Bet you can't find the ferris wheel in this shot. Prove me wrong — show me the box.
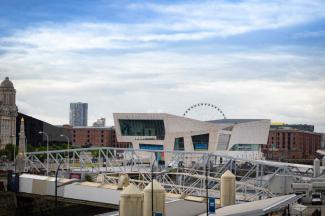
[183,103,226,121]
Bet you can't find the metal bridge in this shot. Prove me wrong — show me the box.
[23,147,318,202]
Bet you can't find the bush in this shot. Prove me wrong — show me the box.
[84,174,93,182]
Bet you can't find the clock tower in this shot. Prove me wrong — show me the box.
[0,77,18,149]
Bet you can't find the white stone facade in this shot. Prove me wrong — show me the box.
[113,113,270,162]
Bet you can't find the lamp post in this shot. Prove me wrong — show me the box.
[151,154,156,216]
[150,153,168,216]
[39,131,49,176]
[13,144,16,172]
[206,155,211,216]
[55,159,64,214]
[60,134,70,170]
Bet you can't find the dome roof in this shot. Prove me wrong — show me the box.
[0,77,14,88]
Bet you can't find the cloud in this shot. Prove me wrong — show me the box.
[0,0,325,132]
[294,30,325,39]
[1,0,325,52]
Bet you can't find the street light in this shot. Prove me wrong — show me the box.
[55,159,64,214]
[60,134,70,170]
[151,154,156,216]
[205,154,211,216]
[39,131,49,176]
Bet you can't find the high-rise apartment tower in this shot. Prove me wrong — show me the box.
[69,102,88,126]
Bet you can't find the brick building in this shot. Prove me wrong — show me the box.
[262,128,321,161]
[68,126,130,148]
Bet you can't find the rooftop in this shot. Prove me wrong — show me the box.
[208,119,268,124]
[203,194,299,216]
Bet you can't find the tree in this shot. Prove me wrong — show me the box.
[0,144,18,161]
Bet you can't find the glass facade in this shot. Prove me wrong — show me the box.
[192,134,209,151]
[174,137,185,151]
[230,144,260,151]
[119,119,165,140]
[139,144,164,150]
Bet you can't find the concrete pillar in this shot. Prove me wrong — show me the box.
[314,158,320,178]
[221,170,236,207]
[120,184,143,216]
[143,180,165,216]
[322,157,325,167]
[117,174,129,190]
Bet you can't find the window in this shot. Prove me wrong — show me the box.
[192,134,209,151]
[139,144,164,150]
[174,137,184,151]
[216,134,230,150]
[119,119,165,140]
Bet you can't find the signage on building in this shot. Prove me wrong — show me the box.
[133,136,157,140]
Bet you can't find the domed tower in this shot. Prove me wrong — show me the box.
[0,77,18,149]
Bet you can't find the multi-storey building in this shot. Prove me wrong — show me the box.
[70,126,130,148]
[69,102,88,126]
[0,77,18,148]
[262,128,321,161]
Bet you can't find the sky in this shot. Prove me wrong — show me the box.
[0,0,324,132]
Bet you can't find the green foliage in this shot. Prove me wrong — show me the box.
[0,144,18,161]
[27,144,35,152]
[84,174,93,182]
[90,150,99,157]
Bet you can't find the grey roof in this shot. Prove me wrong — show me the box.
[0,77,14,88]
[203,194,299,216]
[208,119,268,124]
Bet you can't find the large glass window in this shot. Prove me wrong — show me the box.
[216,134,231,150]
[174,137,184,151]
[192,134,209,151]
[139,144,164,150]
[230,144,260,151]
[119,119,165,140]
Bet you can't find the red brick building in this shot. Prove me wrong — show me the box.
[262,128,321,161]
[65,126,130,148]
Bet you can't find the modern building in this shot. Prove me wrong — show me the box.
[0,77,18,148]
[262,128,321,162]
[113,113,270,163]
[70,126,130,148]
[16,112,71,147]
[69,102,88,126]
[93,118,106,127]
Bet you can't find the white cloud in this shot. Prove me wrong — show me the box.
[1,0,325,52]
[294,30,325,38]
[0,0,325,132]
